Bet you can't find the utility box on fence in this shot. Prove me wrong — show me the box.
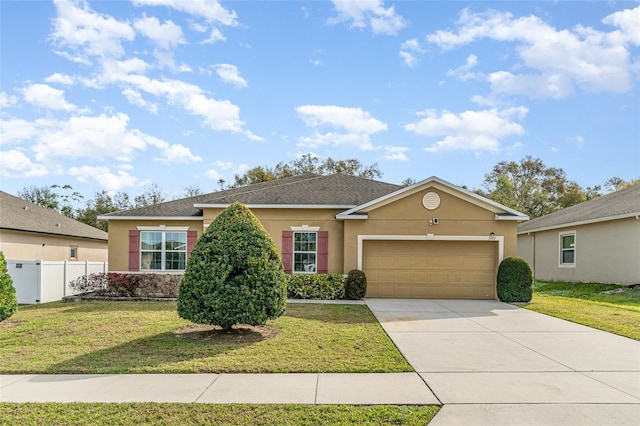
[7,260,108,304]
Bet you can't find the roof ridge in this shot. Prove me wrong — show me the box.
[204,174,322,202]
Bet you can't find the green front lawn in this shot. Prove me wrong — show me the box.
[0,404,440,426]
[521,281,640,340]
[0,301,411,374]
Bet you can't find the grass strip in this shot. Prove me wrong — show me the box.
[0,403,439,426]
[521,281,640,341]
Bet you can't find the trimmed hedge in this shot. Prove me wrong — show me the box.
[70,272,182,298]
[177,202,287,330]
[0,251,18,321]
[345,269,367,300]
[286,274,345,300]
[497,257,533,302]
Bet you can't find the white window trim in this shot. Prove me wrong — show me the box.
[140,230,188,272]
[559,230,576,268]
[69,246,78,260]
[292,230,318,274]
[357,234,504,271]
[290,225,321,232]
[137,225,190,231]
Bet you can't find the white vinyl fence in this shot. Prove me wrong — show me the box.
[7,260,108,304]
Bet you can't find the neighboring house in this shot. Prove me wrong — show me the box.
[517,184,640,285]
[0,191,108,262]
[99,174,528,299]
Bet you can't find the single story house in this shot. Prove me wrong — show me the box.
[517,184,640,285]
[99,174,528,299]
[0,191,108,262]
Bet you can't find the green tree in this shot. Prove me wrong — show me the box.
[17,184,83,217]
[231,154,382,188]
[177,202,287,331]
[133,183,166,207]
[481,156,580,218]
[604,177,640,192]
[75,191,132,231]
[0,252,18,322]
[182,185,203,197]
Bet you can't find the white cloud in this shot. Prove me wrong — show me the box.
[383,146,409,161]
[122,88,158,113]
[0,149,49,178]
[51,0,135,61]
[133,0,238,26]
[405,107,528,154]
[446,54,479,81]
[0,118,38,144]
[427,7,639,97]
[329,0,407,35]
[22,83,76,111]
[153,142,203,164]
[205,169,223,180]
[68,165,141,192]
[201,28,226,44]
[602,6,640,45]
[296,105,387,150]
[399,38,425,67]
[214,160,234,170]
[134,16,185,50]
[488,71,574,99]
[214,64,248,88]
[0,92,19,108]
[44,73,75,85]
[567,135,585,148]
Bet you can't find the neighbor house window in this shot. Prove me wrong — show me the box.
[560,232,575,266]
[140,231,187,271]
[70,247,78,260]
[293,231,317,273]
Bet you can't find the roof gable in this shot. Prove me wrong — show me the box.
[518,184,640,233]
[337,176,529,220]
[0,191,108,241]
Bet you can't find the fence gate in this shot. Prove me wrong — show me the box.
[7,260,108,304]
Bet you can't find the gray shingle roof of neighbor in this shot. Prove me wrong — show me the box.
[0,191,108,241]
[103,174,403,218]
[518,184,640,233]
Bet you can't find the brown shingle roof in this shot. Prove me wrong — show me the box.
[104,174,402,218]
[0,191,108,241]
[518,184,640,233]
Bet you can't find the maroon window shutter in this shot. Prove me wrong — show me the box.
[282,230,293,274]
[128,230,140,271]
[317,231,328,274]
[186,230,197,260]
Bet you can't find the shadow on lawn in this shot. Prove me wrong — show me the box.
[43,330,254,374]
[283,303,379,324]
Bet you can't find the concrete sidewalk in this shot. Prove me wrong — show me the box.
[367,299,640,426]
[0,372,439,405]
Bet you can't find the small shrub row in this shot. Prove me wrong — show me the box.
[70,272,182,298]
[0,251,17,322]
[286,274,346,300]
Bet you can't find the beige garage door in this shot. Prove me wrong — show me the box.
[363,240,497,299]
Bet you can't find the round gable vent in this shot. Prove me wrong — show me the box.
[422,192,440,210]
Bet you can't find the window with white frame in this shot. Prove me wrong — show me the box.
[293,231,317,273]
[140,231,187,271]
[70,247,78,260]
[560,232,575,266]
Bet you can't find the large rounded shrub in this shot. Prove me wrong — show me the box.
[0,251,18,322]
[497,257,533,303]
[345,269,367,300]
[177,202,287,330]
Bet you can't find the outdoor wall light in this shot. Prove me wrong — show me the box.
[489,232,495,240]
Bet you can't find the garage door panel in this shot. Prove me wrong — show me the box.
[363,240,497,299]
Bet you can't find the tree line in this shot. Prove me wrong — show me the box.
[16,155,638,231]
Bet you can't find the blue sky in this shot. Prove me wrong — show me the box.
[1,0,639,202]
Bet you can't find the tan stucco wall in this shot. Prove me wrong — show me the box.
[343,187,519,273]
[205,208,345,274]
[517,218,640,285]
[107,220,203,272]
[0,229,108,262]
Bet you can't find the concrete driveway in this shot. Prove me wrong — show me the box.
[366,299,640,426]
